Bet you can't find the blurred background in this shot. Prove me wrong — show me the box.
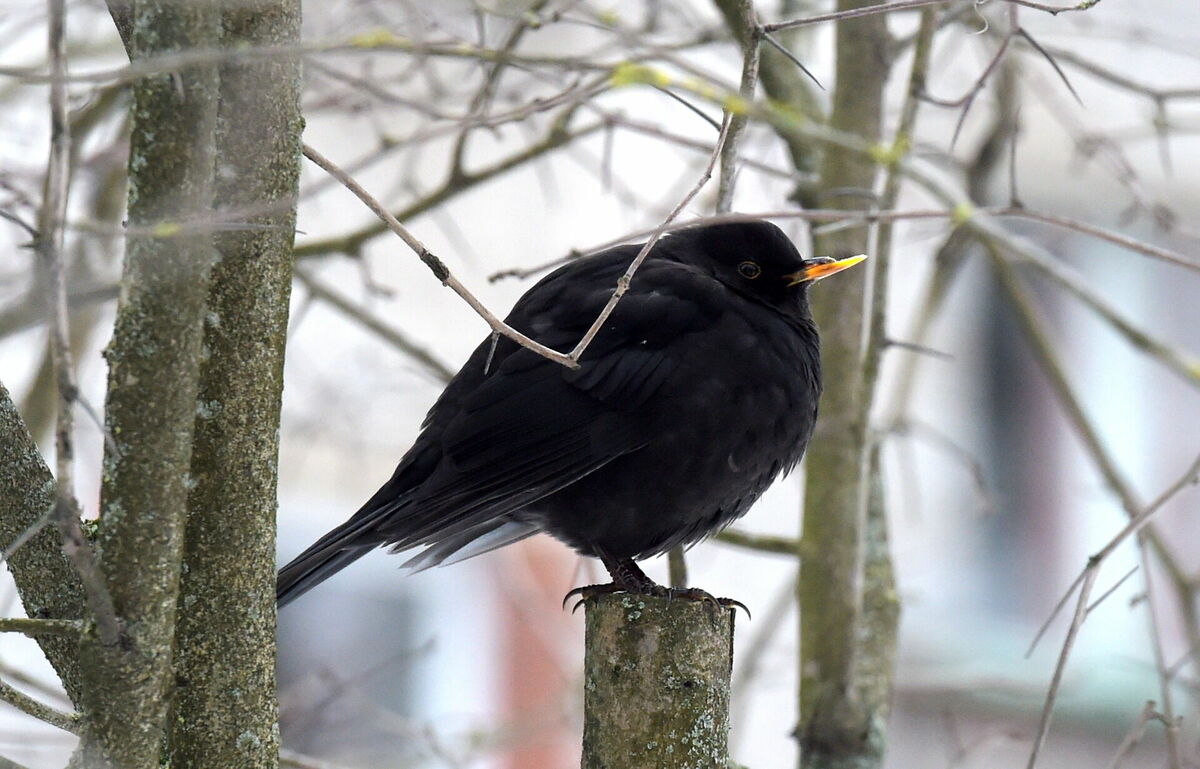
[1,0,1198,767]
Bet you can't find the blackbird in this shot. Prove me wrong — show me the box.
[277,220,864,606]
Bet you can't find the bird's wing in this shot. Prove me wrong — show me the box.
[374,260,725,551]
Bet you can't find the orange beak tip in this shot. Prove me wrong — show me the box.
[790,253,870,284]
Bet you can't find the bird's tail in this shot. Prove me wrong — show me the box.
[276,535,376,607]
[276,478,405,606]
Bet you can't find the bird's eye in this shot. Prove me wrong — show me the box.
[737,261,761,279]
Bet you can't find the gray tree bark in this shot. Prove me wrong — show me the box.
[582,594,734,769]
[0,382,84,702]
[167,3,302,766]
[71,3,222,766]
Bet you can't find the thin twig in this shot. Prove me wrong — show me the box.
[1134,536,1184,769]
[1104,701,1168,769]
[567,113,734,362]
[1085,566,1138,615]
[0,678,79,734]
[998,241,1200,767]
[39,0,122,648]
[714,528,811,558]
[294,112,603,259]
[763,0,948,32]
[1028,43,1200,102]
[762,0,1098,33]
[1025,567,1098,769]
[301,143,579,369]
[759,32,823,90]
[0,617,81,637]
[0,507,53,564]
[716,2,761,214]
[490,205,1200,285]
[293,269,454,383]
[279,749,360,769]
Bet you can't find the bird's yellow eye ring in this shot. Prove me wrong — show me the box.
[738,261,761,279]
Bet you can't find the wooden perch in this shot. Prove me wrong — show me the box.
[582,593,735,769]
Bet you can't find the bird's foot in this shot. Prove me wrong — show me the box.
[562,582,626,613]
[659,586,750,619]
[562,582,749,618]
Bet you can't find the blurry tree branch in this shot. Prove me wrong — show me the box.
[0,617,80,637]
[715,528,812,558]
[0,677,78,734]
[294,269,454,383]
[293,110,602,259]
[37,0,123,653]
[791,2,894,766]
[988,249,1198,769]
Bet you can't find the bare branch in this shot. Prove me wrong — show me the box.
[715,528,810,558]
[1025,567,1098,769]
[0,677,79,734]
[38,0,123,649]
[294,113,603,259]
[293,268,455,383]
[0,617,81,637]
[1105,701,1170,769]
[716,1,762,213]
[762,0,1098,33]
[763,0,948,33]
[1134,538,1185,769]
[994,248,1200,768]
[301,143,579,369]
[568,113,734,362]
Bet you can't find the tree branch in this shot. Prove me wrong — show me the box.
[0,678,79,734]
[293,269,454,383]
[0,617,81,637]
[301,143,579,370]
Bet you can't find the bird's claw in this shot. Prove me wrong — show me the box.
[562,583,625,614]
[661,587,751,619]
[562,583,750,618]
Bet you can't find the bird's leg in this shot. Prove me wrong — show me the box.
[561,551,657,612]
[600,552,660,593]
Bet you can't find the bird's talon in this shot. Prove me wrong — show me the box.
[562,582,627,612]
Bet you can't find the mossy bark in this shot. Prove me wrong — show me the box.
[582,594,734,769]
[0,382,85,702]
[798,3,894,767]
[166,3,302,766]
[71,3,222,766]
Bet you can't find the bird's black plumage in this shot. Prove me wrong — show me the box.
[277,220,862,606]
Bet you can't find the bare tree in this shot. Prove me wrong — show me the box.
[0,1,1197,769]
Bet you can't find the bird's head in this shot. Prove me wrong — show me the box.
[667,220,867,315]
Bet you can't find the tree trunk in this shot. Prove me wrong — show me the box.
[167,3,302,766]
[581,594,734,769]
[798,2,894,767]
[71,4,222,766]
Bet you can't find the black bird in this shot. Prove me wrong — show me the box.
[277,220,864,606]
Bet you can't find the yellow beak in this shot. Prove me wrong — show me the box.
[786,253,868,285]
